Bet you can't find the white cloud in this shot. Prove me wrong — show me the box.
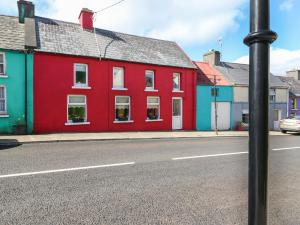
[0,1,18,14]
[279,0,294,11]
[34,0,246,46]
[234,48,300,75]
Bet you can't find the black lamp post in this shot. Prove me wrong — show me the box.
[244,0,277,225]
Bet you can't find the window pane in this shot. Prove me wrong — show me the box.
[0,99,5,112]
[147,106,159,120]
[0,64,4,74]
[172,99,181,116]
[113,68,124,88]
[115,105,129,121]
[146,71,154,88]
[68,106,86,123]
[116,96,129,104]
[0,54,3,63]
[75,65,87,85]
[0,87,4,98]
[148,97,159,104]
[242,113,249,123]
[173,73,180,90]
[69,96,85,104]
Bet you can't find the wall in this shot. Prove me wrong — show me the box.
[0,50,33,134]
[233,86,248,102]
[34,53,196,133]
[196,85,233,131]
[275,88,288,103]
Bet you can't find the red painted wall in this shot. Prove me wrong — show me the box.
[34,52,196,133]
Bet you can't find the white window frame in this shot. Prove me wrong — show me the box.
[73,64,90,89]
[172,72,183,93]
[112,67,127,90]
[0,85,7,116]
[146,96,163,122]
[145,70,158,92]
[0,52,6,77]
[114,96,133,123]
[65,95,90,125]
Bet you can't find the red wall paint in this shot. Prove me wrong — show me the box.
[34,52,196,133]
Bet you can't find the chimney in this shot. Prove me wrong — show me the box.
[203,50,221,66]
[287,69,300,81]
[79,8,94,30]
[17,0,35,24]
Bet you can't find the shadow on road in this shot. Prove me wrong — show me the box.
[0,139,22,150]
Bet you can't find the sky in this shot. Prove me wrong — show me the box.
[0,0,299,75]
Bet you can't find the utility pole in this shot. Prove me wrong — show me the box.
[213,75,218,135]
[244,0,277,225]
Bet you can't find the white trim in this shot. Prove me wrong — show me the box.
[144,89,158,92]
[65,122,90,126]
[113,120,134,124]
[172,90,184,93]
[73,63,89,88]
[173,72,181,91]
[112,87,128,91]
[113,67,125,89]
[0,85,7,115]
[115,96,131,122]
[172,97,183,130]
[67,95,88,124]
[0,75,8,78]
[72,86,91,89]
[0,52,6,75]
[145,119,163,122]
[0,114,9,118]
[145,70,155,90]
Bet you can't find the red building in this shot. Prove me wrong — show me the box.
[34,8,196,133]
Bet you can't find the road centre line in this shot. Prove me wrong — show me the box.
[0,162,135,179]
[272,146,300,151]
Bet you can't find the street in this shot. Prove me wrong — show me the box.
[0,136,300,225]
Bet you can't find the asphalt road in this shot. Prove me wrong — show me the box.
[0,136,300,225]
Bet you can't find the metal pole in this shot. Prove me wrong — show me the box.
[244,0,277,225]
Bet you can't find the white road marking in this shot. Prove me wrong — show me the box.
[0,162,135,179]
[172,152,248,161]
[272,146,300,151]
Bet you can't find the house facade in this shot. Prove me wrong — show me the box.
[279,70,300,117]
[0,3,36,134]
[195,62,233,131]
[33,9,196,133]
[203,50,289,130]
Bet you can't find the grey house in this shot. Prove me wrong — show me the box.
[203,50,289,130]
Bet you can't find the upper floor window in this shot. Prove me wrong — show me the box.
[67,95,87,123]
[270,89,275,102]
[113,67,124,89]
[145,70,155,90]
[173,73,181,91]
[0,53,6,75]
[292,98,297,109]
[74,64,88,87]
[211,87,219,97]
[0,86,7,114]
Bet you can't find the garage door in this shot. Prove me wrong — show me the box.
[211,102,231,130]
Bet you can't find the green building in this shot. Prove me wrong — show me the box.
[0,1,36,134]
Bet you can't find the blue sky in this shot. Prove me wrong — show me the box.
[0,0,299,74]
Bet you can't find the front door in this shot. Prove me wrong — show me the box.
[172,98,182,130]
[273,109,282,130]
[211,102,231,130]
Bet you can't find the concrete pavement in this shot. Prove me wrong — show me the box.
[0,136,300,224]
[0,130,289,144]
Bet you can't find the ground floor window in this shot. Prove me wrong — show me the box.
[67,95,87,123]
[242,110,249,124]
[147,97,160,120]
[0,86,6,114]
[115,96,130,121]
[292,98,297,110]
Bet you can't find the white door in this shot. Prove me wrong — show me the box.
[273,109,282,130]
[211,102,231,130]
[172,98,182,130]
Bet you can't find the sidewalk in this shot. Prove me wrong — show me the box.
[0,131,287,145]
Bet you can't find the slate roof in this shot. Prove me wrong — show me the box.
[35,16,196,69]
[215,62,288,88]
[278,76,300,97]
[0,15,25,51]
[194,62,232,86]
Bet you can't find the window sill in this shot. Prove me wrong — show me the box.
[145,119,163,122]
[112,88,128,91]
[0,114,9,118]
[0,74,8,78]
[172,90,184,93]
[65,122,90,126]
[72,86,91,89]
[145,89,158,92]
[113,120,134,124]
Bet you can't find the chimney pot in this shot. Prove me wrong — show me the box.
[203,50,221,66]
[287,69,300,81]
[79,8,94,30]
[17,0,35,24]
